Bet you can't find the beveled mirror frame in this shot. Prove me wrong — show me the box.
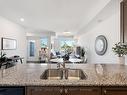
[95,35,108,56]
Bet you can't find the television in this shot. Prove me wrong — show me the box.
[1,37,17,50]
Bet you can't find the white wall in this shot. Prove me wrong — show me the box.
[0,16,27,62]
[78,0,120,64]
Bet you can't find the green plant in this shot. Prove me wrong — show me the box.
[61,42,73,54]
[81,48,85,57]
[112,42,127,57]
[0,51,6,59]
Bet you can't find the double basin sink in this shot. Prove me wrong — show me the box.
[40,69,87,80]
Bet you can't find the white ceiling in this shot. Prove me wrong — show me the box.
[78,0,119,36]
[0,0,111,35]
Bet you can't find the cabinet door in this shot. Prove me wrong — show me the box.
[66,87,101,95]
[121,0,127,42]
[27,87,62,95]
[102,87,127,95]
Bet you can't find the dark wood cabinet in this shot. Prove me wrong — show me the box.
[102,87,127,95]
[27,87,62,95]
[27,87,101,95]
[66,87,101,95]
[27,86,127,95]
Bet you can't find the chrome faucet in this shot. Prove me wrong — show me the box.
[57,62,65,69]
[57,61,68,79]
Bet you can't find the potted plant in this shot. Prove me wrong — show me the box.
[80,47,86,62]
[112,42,127,64]
[81,48,85,57]
[0,51,7,62]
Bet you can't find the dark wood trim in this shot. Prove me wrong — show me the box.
[120,1,124,42]
[120,0,127,42]
[102,87,127,95]
[123,0,127,3]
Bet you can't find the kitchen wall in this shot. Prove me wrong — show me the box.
[78,0,121,64]
[0,16,27,62]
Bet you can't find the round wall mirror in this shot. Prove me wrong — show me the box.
[95,35,108,55]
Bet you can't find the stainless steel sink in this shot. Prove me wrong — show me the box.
[66,69,87,80]
[40,69,87,80]
[40,69,63,80]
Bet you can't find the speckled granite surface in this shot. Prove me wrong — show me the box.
[0,63,127,86]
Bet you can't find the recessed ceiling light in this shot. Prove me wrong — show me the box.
[63,31,71,34]
[20,18,24,22]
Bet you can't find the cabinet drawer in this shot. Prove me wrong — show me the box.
[102,87,127,95]
[27,87,62,95]
[65,87,101,95]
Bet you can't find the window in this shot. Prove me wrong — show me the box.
[60,40,75,47]
[40,37,48,48]
[60,39,76,53]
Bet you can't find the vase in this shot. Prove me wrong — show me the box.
[118,56,125,64]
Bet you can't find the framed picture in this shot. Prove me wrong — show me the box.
[1,38,17,50]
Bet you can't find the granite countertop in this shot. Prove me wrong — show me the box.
[0,63,127,86]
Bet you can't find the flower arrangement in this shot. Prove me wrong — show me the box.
[112,42,127,57]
